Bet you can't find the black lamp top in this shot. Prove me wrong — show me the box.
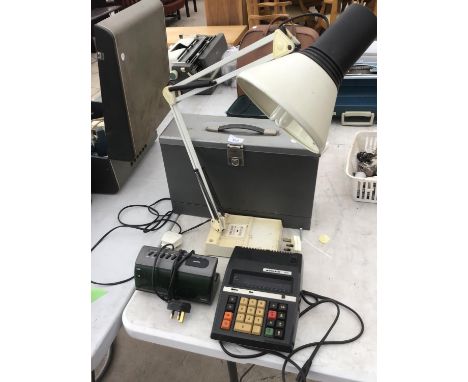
[301,4,377,87]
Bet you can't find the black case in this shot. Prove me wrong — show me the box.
[159,114,320,229]
[172,34,228,75]
[170,34,227,96]
[134,246,219,304]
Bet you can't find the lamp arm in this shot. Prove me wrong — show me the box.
[173,29,296,102]
[176,30,287,87]
[163,88,225,231]
[163,29,296,232]
[175,53,275,102]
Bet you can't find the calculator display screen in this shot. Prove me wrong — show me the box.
[230,271,293,294]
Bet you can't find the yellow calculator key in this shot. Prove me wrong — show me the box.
[234,322,252,334]
[240,297,248,306]
[254,316,263,325]
[252,325,262,336]
[248,299,257,307]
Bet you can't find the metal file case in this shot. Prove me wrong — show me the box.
[159,114,320,229]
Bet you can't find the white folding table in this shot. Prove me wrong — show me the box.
[121,85,377,381]
[91,114,175,370]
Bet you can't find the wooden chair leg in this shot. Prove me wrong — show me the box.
[193,0,197,12]
[177,9,181,19]
[185,0,190,17]
[330,0,339,23]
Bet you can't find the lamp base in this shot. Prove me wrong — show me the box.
[205,213,283,258]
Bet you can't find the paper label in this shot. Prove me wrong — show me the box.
[227,135,244,144]
[225,224,247,238]
[263,268,292,276]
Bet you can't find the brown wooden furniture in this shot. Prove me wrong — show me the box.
[294,0,337,24]
[165,25,248,46]
[246,0,292,28]
[329,0,377,23]
[91,5,121,23]
[204,0,247,26]
[297,0,324,12]
[296,0,340,24]
[342,0,376,15]
[295,0,330,32]
[161,0,186,19]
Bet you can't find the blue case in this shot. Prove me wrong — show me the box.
[334,70,377,125]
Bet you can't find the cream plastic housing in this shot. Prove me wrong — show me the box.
[237,53,337,154]
[205,214,283,258]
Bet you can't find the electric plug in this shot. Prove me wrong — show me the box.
[161,231,183,248]
[167,300,191,323]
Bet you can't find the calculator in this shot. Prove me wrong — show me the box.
[210,247,302,352]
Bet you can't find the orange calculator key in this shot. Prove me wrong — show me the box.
[221,319,231,330]
[223,312,233,321]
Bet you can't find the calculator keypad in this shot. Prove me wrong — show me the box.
[220,295,288,340]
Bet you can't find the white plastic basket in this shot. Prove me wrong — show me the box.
[345,131,377,203]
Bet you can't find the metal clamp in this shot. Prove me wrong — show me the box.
[341,111,375,126]
[227,144,244,167]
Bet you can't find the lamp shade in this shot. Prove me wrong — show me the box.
[237,4,377,154]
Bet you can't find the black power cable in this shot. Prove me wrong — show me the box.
[239,364,255,382]
[277,12,330,30]
[149,244,193,302]
[181,218,211,234]
[219,290,364,382]
[151,244,175,302]
[149,245,196,320]
[91,275,135,287]
[167,250,194,301]
[91,198,211,286]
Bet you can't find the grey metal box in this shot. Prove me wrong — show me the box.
[159,114,320,229]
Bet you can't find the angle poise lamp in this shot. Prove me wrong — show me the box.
[163,4,377,257]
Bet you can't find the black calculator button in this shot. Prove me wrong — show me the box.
[277,311,286,320]
[266,319,275,327]
[269,302,278,310]
[228,296,238,304]
[225,303,235,312]
[274,329,284,339]
[278,303,288,311]
[275,319,285,329]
